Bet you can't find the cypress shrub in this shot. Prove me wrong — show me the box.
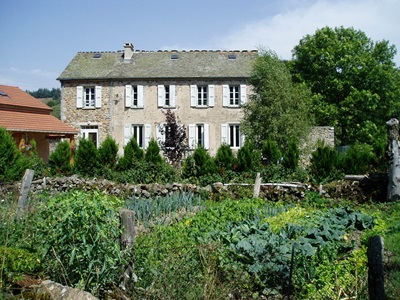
[0,127,26,182]
[310,142,341,183]
[182,146,215,178]
[340,142,376,175]
[282,140,299,170]
[98,135,119,170]
[215,143,235,173]
[48,140,72,176]
[236,141,261,173]
[145,139,163,164]
[74,138,99,177]
[261,138,282,165]
[117,137,144,171]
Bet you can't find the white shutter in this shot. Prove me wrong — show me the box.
[124,125,131,146]
[221,124,228,144]
[240,84,247,105]
[222,85,229,107]
[157,85,165,107]
[125,85,132,107]
[190,85,197,107]
[76,86,83,108]
[188,124,195,149]
[144,124,151,149]
[137,85,144,107]
[156,123,165,143]
[204,124,210,149]
[170,85,176,107]
[241,133,246,147]
[208,85,215,107]
[95,86,102,108]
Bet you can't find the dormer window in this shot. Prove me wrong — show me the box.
[228,53,236,60]
[171,54,179,60]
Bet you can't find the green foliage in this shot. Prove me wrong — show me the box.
[235,141,262,173]
[339,142,376,174]
[48,140,72,176]
[33,190,126,296]
[27,87,61,100]
[242,49,313,149]
[214,143,235,174]
[98,135,118,170]
[310,142,343,183]
[145,138,163,164]
[291,26,400,145]
[282,140,299,170]
[74,138,99,177]
[182,145,216,180]
[0,128,29,183]
[261,138,282,165]
[117,137,144,171]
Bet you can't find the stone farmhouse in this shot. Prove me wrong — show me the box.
[58,43,258,156]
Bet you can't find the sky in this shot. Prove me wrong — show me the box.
[1,0,399,91]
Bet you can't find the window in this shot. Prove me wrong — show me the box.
[125,85,144,108]
[190,85,214,107]
[77,86,102,108]
[80,125,99,148]
[222,84,247,107]
[221,123,243,148]
[124,124,151,149]
[188,123,209,149]
[158,85,176,107]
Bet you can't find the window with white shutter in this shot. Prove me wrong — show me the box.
[188,123,209,149]
[126,85,144,108]
[76,85,101,108]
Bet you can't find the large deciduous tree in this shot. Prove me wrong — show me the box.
[242,49,313,149]
[290,26,400,146]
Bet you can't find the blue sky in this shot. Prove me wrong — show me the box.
[1,0,399,91]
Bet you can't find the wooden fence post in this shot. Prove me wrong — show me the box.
[253,172,261,198]
[367,235,386,300]
[16,169,34,220]
[119,208,135,250]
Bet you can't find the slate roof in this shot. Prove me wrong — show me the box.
[58,49,258,81]
[0,85,78,134]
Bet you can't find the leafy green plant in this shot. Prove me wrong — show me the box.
[74,138,99,177]
[33,190,127,296]
[339,142,376,174]
[48,140,72,176]
[98,135,119,170]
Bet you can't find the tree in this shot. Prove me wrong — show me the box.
[158,109,188,166]
[74,138,99,177]
[242,49,313,149]
[98,135,119,169]
[49,140,72,176]
[290,26,400,145]
[145,139,163,164]
[117,137,144,171]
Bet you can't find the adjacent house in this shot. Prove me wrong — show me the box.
[0,84,78,161]
[58,42,258,155]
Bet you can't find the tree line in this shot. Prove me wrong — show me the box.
[27,87,60,100]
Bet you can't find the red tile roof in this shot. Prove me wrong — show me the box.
[0,84,52,111]
[0,84,78,135]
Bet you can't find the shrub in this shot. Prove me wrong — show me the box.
[339,142,376,175]
[48,140,72,176]
[117,137,144,171]
[309,142,342,183]
[235,141,262,173]
[282,140,299,170]
[182,146,216,180]
[74,138,99,177]
[214,143,235,174]
[33,190,127,296]
[98,135,119,170]
[0,128,28,183]
[145,139,163,164]
[261,138,282,165]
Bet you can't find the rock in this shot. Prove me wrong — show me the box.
[35,280,98,300]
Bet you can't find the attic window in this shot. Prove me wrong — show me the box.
[93,53,102,59]
[0,89,8,97]
[171,54,179,60]
[228,53,236,60]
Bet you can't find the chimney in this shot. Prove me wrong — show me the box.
[124,42,134,62]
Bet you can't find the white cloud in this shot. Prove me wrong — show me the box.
[1,67,59,90]
[213,0,400,65]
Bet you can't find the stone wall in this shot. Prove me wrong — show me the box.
[300,126,335,167]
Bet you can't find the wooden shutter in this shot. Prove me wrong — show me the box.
[95,86,102,108]
[124,125,131,146]
[222,85,229,107]
[137,85,144,107]
[170,85,176,107]
[204,124,210,149]
[190,85,197,107]
[188,124,195,149]
[221,124,228,144]
[125,85,132,107]
[240,84,247,105]
[157,85,165,107]
[144,124,151,149]
[208,85,215,107]
[76,86,83,108]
